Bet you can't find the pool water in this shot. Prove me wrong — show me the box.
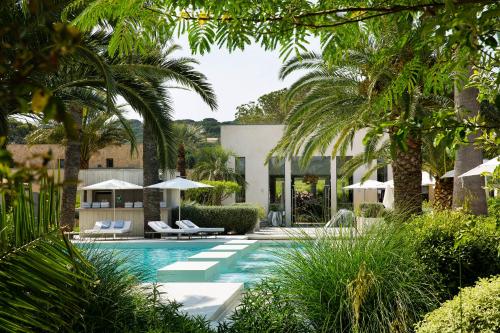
[83,241,290,286]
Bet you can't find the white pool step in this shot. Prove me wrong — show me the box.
[209,244,250,251]
[188,251,238,265]
[224,239,258,245]
[142,282,243,322]
[157,261,220,282]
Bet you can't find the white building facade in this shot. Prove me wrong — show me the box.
[221,125,393,225]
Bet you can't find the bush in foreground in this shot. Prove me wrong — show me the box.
[410,211,500,298]
[175,205,258,234]
[75,248,214,333]
[227,226,439,332]
[415,275,500,333]
[219,280,311,333]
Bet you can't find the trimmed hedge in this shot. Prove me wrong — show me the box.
[415,275,500,333]
[173,205,258,234]
[410,211,500,298]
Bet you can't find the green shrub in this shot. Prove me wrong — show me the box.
[359,202,385,217]
[75,248,214,333]
[415,275,500,333]
[410,211,500,298]
[186,180,241,205]
[219,280,311,333]
[488,197,500,222]
[232,202,265,220]
[266,225,439,332]
[175,205,258,234]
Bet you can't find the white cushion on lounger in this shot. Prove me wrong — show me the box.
[175,220,224,233]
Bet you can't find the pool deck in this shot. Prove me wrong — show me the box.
[246,227,356,240]
[72,227,356,242]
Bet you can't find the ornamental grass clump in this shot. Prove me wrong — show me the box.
[273,226,439,332]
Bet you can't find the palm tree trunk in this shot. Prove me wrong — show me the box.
[143,120,161,237]
[452,67,487,215]
[80,158,89,169]
[177,143,186,177]
[60,106,82,231]
[433,177,453,211]
[392,135,423,216]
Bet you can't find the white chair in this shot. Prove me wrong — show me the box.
[133,201,143,208]
[100,201,110,208]
[81,202,91,209]
[91,202,101,208]
[160,201,167,208]
[175,220,224,238]
[124,202,133,208]
[83,220,132,239]
[147,221,197,239]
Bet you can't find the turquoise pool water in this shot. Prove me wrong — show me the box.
[82,241,290,286]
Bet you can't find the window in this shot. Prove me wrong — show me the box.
[269,157,285,210]
[235,157,245,202]
[106,158,114,168]
[57,159,65,169]
[376,159,388,202]
[376,159,388,182]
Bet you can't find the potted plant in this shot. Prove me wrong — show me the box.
[268,203,285,227]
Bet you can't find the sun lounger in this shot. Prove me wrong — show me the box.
[147,221,198,239]
[124,202,133,208]
[91,202,101,208]
[81,202,91,209]
[175,220,224,238]
[83,220,132,239]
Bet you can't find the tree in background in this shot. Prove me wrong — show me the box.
[172,123,206,177]
[235,89,288,124]
[7,119,35,144]
[192,146,243,183]
[26,107,135,169]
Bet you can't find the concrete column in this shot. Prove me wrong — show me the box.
[330,156,337,213]
[284,159,292,226]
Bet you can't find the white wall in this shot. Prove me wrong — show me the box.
[221,125,391,221]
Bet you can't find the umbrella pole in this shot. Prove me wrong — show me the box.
[178,189,181,222]
[113,190,116,221]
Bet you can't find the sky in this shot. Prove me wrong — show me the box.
[126,37,319,122]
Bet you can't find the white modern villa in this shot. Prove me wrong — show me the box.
[221,125,394,226]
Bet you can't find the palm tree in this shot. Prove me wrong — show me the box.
[452,67,488,215]
[341,133,455,211]
[26,107,136,169]
[271,23,446,216]
[34,32,204,231]
[192,146,243,182]
[173,123,206,177]
[121,45,217,230]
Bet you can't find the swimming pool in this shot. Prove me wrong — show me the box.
[81,241,290,286]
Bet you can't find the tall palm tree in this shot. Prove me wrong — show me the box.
[271,23,444,216]
[36,32,198,231]
[173,123,206,177]
[26,107,136,169]
[121,45,218,230]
